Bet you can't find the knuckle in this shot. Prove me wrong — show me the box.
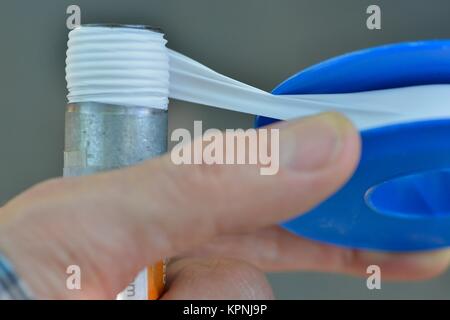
[21,177,70,201]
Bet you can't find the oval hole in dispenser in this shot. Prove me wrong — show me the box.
[365,168,450,219]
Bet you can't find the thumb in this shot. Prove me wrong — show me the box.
[0,112,360,298]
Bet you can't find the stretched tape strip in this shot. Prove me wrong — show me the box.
[67,25,450,130]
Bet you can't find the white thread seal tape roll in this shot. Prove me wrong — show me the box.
[66,25,169,110]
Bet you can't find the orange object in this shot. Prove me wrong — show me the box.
[147,260,166,300]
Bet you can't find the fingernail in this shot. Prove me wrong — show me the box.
[360,250,450,269]
[280,112,353,172]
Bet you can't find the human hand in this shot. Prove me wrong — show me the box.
[0,112,448,299]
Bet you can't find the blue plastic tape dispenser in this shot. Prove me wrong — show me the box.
[255,40,450,251]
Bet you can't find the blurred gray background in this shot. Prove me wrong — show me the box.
[1,0,450,299]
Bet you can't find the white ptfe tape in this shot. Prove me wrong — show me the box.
[66,25,169,110]
[168,48,450,130]
[66,26,450,130]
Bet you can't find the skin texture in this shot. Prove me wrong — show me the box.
[0,112,449,299]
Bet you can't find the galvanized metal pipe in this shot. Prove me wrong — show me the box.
[63,102,168,300]
[63,101,168,300]
[64,102,167,177]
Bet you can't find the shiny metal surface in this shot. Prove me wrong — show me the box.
[64,102,168,176]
